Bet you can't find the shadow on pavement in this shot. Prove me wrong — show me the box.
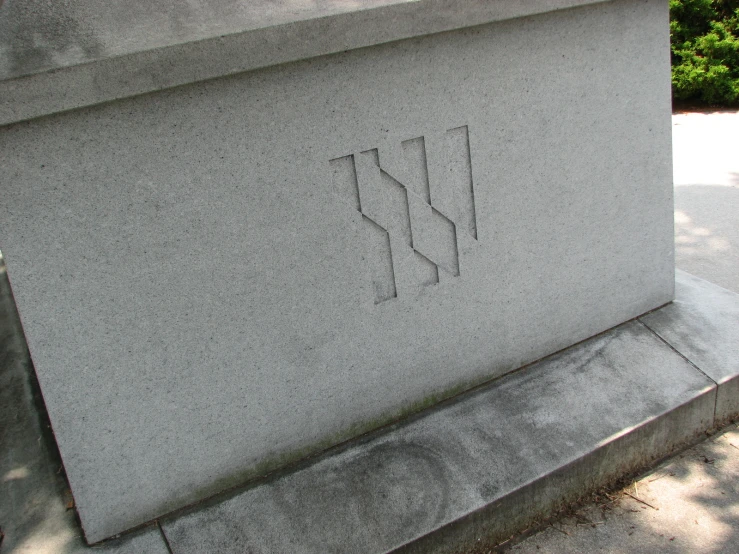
[497,424,739,554]
[674,184,739,295]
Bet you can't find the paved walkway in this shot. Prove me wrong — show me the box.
[497,109,739,553]
[673,110,739,294]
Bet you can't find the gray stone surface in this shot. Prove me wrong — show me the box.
[507,423,739,554]
[641,270,739,423]
[0,255,169,553]
[0,0,610,125]
[161,321,715,553]
[0,0,674,541]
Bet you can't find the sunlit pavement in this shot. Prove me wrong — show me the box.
[504,425,739,553]
[673,110,739,294]
[498,110,739,553]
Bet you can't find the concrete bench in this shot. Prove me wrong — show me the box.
[0,0,673,543]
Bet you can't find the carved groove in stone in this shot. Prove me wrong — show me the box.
[429,207,460,277]
[329,154,361,211]
[379,169,413,248]
[412,249,439,288]
[446,125,477,240]
[361,215,397,304]
[334,125,476,304]
[401,136,431,204]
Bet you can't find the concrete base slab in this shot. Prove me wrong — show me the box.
[641,270,739,424]
[158,271,739,553]
[509,424,739,553]
[3,268,736,551]
[161,322,715,553]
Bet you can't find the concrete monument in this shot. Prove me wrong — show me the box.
[0,0,674,542]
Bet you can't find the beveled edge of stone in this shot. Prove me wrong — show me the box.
[397,394,718,553]
[640,269,739,423]
[0,0,610,127]
[73,524,170,554]
[0,255,170,553]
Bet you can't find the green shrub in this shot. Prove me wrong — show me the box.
[670,0,739,105]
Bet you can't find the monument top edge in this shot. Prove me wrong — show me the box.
[0,0,610,126]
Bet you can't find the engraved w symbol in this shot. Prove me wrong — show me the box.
[331,126,477,304]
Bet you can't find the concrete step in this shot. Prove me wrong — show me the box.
[158,270,739,553]
[2,268,736,552]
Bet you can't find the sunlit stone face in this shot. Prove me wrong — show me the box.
[0,0,674,542]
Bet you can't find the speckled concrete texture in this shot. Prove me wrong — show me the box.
[0,0,674,542]
[0,0,609,125]
[641,270,739,424]
[0,255,169,553]
[507,424,739,554]
[161,321,715,553]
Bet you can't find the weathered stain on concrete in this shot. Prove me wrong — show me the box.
[161,320,715,553]
[507,424,739,554]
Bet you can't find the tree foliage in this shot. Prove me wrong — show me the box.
[671,0,739,105]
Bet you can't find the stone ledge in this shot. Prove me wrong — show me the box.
[641,270,739,424]
[0,0,610,126]
[157,271,739,553]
